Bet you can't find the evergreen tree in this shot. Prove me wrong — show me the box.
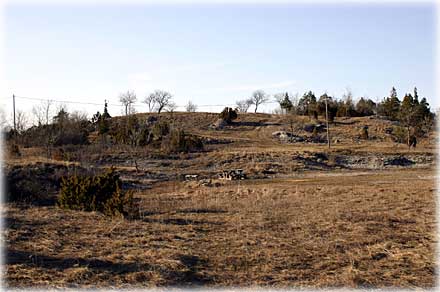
[53,108,69,131]
[413,87,419,104]
[378,87,401,120]
[279,92,293,112]
[98,101,111,143]
[390,87,397,99]
[92,111,101,125]
[297,91,317,116]
[102,100,111,119]
[355,98,376,116]
[398,90,434,146]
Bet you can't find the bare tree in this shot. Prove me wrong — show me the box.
[32,105,45,126]
[70,110,89,123]
[274,93,282,102]
[0,107,8,131]
[143,94,157,112]
[235,98,253,113]
[250,90,269,113]
[44,100,53,125]
[167,101,178,113]
[119,90,137,115]
[341,88,355,117]
[185,101,197,112]
[31,100,55,158]
[147,90,173,113]
[15,110,29,134]
[32,100,53,126]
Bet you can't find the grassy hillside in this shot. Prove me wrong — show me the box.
[3,111,437,289]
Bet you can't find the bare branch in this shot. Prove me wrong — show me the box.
[185,101,197,112]
[147,90,173,113]
[250,90,269,113]
[119,90,137,115]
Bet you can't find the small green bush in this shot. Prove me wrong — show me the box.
[58,168,136,218]
[392,126,407,143]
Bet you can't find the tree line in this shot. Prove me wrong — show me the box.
[5,85,435,141]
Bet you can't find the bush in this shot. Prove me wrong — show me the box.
[219,107,237,124]
[161,129,203,154]
[5,163,72,205]
[52,148,65,161]
[151,120,170,141]
[360,126,369,139]
[391,126,407,143]
[57,168,137,218]
[53,130,89,146]
[8,143,21,157]
[6,178,42,203]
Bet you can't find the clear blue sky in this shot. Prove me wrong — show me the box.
[3,2,437,118]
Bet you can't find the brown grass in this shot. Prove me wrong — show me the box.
[3,113,437,288]
[4,168,435,288]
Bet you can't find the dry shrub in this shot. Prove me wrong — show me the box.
[4,163,76,205]
[52,148,64,161]
[161,129,203,154]
[360,126,369,139]
[8,143,21,157]
[327,154,338,166]
[151,121,170,140]
[219,107,238,124]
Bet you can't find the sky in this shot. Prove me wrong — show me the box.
[1,2,437,122]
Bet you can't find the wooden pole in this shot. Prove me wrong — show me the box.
[325,96,330,149]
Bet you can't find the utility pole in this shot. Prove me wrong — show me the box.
[13,94,16,132]
[325,96,330,149]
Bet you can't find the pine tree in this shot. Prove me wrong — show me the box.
[413,87,419,104]
[98,100,111,144]
[102,100,111,119]
[390,87,397,99]
[279,92,293,112]
[379,87,401,120]
[297,91,317,117]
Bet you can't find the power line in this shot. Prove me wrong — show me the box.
[12,95,122,107]
[10,94,279,109]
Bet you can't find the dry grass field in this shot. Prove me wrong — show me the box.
[2,112,437,289]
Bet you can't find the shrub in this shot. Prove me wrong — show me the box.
[161,129,203,153]
[57,168,136,218]
[5,163,69,205]
[53,127,89,146]
[151,120,170,141]
[109,119,128,144]
[219,107,237,124]
[391,126,407,143]
[6,177,42,203]
[52,148,65,161]
[8,143,21,157]
[312,127,318,138]
[360,126,369,139]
